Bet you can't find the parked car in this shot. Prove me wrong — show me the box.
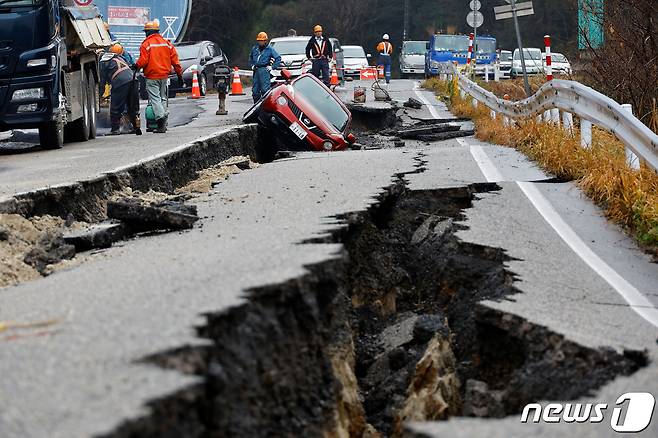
[542,52,572,76]
[399,40,427,78]
[343,45,371,78]
[498,50,512,78]
[170,41,229,97]
[511,48,543,78]
[243,71,355,154]
[270,36,345,83]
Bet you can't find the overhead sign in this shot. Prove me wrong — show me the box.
[467,11,484,28]
[494,1,534,20]
[91,0,192,57]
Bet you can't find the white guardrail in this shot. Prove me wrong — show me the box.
[452,67,658,172]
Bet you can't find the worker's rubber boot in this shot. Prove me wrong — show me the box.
[153,118,167,134]
[109,116,121,135]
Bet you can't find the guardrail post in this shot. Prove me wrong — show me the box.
[494,63,500,82]
[484,65,489,83]
[472,97,478,109]
[581,119,592,148]
[460,89,466,99]
[562,111,574,134]
[490,109,497,120]
[440,73,447,81]
[621,104,640,169]
[543,111,551,123]
[550,108,560,125]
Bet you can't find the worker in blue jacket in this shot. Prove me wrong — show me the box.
[250,32,282,103]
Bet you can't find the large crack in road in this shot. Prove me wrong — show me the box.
[101,167,647,437]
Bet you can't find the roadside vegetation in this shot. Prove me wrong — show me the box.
[423,77,658,250]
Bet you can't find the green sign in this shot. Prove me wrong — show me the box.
[578,0,604,50]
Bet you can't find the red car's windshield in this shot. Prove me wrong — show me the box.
[292,76,349,132]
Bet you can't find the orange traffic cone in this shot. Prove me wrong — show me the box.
[231,67,245,96]
[189,69,202,99]
[330,66,339,86]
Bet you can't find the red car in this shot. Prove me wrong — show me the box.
[243,71,356,152]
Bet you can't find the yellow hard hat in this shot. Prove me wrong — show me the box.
[109,43,124,55]
[256,31,268,41]
[144,20,160,31]
[314,25,323,33]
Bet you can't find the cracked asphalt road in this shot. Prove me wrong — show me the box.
[0,80,657,437]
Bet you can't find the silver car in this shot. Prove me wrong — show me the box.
[342,45,371,78]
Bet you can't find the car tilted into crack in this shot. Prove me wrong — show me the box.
[243,71,356,153]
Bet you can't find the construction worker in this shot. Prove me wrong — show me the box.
[134,20,183,134]
[103,22,135,65]
[249,32,281,103]
[376,34,394,84]
[100,44,140,135]
[306,25,333,86]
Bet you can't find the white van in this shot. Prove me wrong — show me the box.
[511,48,543,78]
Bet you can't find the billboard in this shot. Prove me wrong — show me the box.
[84,0,193,57]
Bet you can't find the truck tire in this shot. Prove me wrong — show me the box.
[39,121,64,150]
[67,70,91,142]
[88,73,97,139]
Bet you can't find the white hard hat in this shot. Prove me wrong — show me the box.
[383,34,390,40]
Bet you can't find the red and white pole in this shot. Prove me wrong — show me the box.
[467,32,474,66]
[544,34,553,81]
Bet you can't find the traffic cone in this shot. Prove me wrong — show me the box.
[230,67,245,96]
[330,66,339,86]
[189,69,202,99]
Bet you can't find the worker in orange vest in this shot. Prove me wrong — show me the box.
[134,20,183,133]
[101,44,140,135]
[376,34,393,84]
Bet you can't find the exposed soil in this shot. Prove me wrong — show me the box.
[101,177,647,438]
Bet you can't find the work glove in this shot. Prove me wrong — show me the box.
[177,74,184,84]
[130,64,139,72]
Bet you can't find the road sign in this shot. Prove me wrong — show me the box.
[360,68,377,80]
[467,11,484,28]
[495,1,534,20]
[469,0,481,10]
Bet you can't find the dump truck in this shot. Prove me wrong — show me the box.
[0,0,112,149]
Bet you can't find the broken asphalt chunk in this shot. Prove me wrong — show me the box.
[63,222,126,251]
[107,199,199,231]
[396,124,461,139]
[403,97,423,110]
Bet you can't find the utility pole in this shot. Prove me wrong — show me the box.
[511,0,531,96]
[403,0,410,41]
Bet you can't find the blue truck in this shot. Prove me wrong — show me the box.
[424,34,497,77]
[0,0,114,149]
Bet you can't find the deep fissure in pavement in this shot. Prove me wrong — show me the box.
[103,181,647,438]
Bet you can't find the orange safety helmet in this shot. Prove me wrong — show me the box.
[109,43,124,55]
[143,20,160,31]
[313,25,323,33]
[256,32,268,41]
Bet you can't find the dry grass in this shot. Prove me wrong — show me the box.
[422,79,658,248]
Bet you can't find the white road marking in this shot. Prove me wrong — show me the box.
[413,82,440,119]
[460,137,658,328]
[459,138,504,182]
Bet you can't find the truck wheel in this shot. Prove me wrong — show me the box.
[88,73,97,139]
[67,70,91,142]
[39,121,64,150]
